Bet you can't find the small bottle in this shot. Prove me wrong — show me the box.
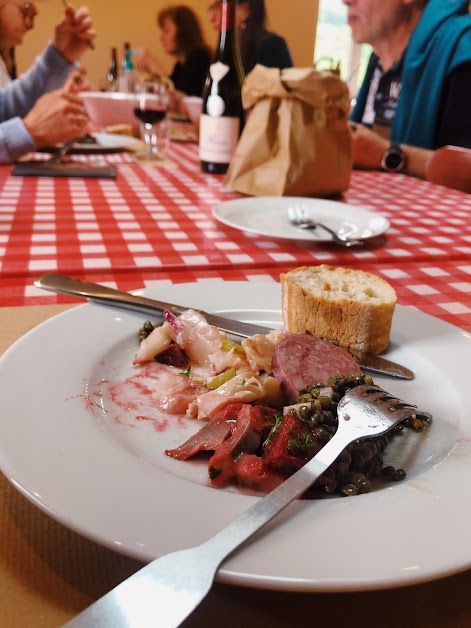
[199,0,245,174]
[122,42,133,71]
[118,42,135,92]
[107,47,119,91]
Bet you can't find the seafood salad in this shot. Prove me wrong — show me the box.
[134,309,431,496]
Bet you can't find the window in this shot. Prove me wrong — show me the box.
[314,0,371,96]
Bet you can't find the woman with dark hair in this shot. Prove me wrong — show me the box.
[238,0,293,74]
[207,0,293,74]
[134,5,211,110]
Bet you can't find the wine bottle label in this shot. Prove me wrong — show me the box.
[199,114,240,163]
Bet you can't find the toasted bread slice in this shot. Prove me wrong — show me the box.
[105,124,133,136]
[281,265,397,354]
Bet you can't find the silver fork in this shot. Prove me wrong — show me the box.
[61,0,95,49]
[288,205,364,247]
[49,141,74,164]
[66,385,431,628]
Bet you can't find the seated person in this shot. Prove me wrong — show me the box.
[237,0,294,74]
[0,0,38,87]
[0,5,95,163]
[208,0,293,74]
[134,5,211,114]
[346,0,471,179]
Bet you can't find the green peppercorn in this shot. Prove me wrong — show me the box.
[138,320,156,343]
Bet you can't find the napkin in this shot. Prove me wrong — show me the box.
[225,65,352,197]
[11,161,118,179]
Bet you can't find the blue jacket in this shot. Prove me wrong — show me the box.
[351,0,471,149]
[0,45,74,163]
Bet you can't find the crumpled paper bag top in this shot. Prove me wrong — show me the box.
[242,65,351,112]
[225,65,352,198]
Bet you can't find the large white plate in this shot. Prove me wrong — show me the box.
[0,282,470,592]
[212,197,390,242]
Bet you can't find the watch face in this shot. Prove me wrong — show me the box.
[386,151,403,170]
[382,146,406,172]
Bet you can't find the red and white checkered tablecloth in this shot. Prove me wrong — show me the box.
[1,142,470,333]
[2,260,470,333]
[1,143,470,281]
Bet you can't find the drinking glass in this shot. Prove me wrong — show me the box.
[134,81,169,160]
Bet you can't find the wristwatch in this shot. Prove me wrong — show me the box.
[381,144,407,173]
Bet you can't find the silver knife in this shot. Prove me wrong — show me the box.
[34,274,414,380]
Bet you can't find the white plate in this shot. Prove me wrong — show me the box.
[93,132,142,150]
[212,197,390,242]
[0,282,470,592]
[69,133,142,154]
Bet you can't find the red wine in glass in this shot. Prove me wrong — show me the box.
[134,108,166,125]
[134,81,169,160]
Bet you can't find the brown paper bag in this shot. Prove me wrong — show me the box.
[225,65,352,197]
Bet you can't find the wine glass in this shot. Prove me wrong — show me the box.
[134,81,169,160]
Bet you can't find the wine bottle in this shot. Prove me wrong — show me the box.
[107,47,119,92]
[199,0,245,174]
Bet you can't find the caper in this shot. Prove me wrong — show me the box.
[298,393,312,403]
[319,410,334,426]
[138,320,156,342]
[312,426,331,440]
[318,395,331,409]
[341,483,359,496]
[351,451,365,469]
[382,465,397,480]
[323,482,337,493]
[336,460,350,475]
[298,404,311,420]
[367,441,377,457]
[357,445,373,462]
[360,478,372,493]
[352,472,367,486]
[393,468,406,481]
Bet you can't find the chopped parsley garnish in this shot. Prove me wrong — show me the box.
[263,413,283,447]
[179,365,191,377]
[288,434,316,454]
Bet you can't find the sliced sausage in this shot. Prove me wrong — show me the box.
[273,333,360,403]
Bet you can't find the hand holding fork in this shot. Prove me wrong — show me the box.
[56,0,96,58]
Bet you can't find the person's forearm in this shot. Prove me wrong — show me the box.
[0,45,74,122]
[351,124,434,179]
[0,117,36,163]
[400,144,433,179]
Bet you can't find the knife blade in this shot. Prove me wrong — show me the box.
[34,274,414,380]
